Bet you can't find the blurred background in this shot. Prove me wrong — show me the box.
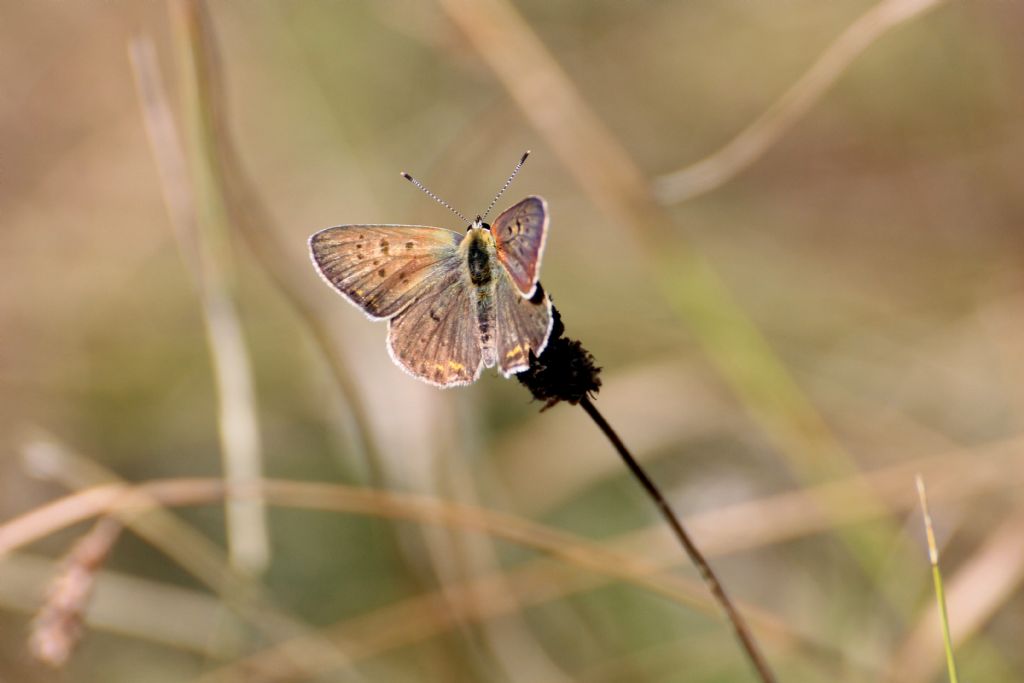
[2,0,1024,681]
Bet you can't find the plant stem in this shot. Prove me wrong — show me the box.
[579,395,777,683]
[916,475,959,683]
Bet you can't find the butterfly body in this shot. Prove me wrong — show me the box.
[310,197,552,388]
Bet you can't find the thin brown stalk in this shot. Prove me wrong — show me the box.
[655,0,949,203]
[580,396,776,683]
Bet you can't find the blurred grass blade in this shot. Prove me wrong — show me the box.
[172,0,387,481]
[0,552,241,657]
[654,0,949,204]
[19,435,367,681]
[0,471,831,679]
[0,473,787,622]
[128,35,269,574]
[915,475,959,683]
[12,437,1024,681]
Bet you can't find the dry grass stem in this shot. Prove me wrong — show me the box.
[129,34,269,574]
[0,552,238,655]
[436,0,661,236]
[192,557,843,683]
[20,436,365,681]
[28,517,123,667]
[0,475,776,619]
[8,436,1021,680]
[654,0,949,203]
[210,432,1024,681]
[173,0,386,478]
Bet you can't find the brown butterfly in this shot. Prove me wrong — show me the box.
[309,153,552,387]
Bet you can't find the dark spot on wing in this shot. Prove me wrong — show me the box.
[379,239,389,254]
[430,309,441,322]
[378,268,386,277]
[373,259,380,266]
[405,241,414,250]
[357,253,364,260]
[399,273,409,284]
[434,367,443,381]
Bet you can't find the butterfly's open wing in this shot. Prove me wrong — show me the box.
[494,268,553,376]
[491,197,548,297]
[387,265,483,387]
[309,225,462,319]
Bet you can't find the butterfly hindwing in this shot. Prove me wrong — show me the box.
[387,262,483,387]
[491,196,548,297]
[494,267,552,376]
[309,225,462,319]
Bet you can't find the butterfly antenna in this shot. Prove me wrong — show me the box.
[400,171,470,224]
[481,150,530,220]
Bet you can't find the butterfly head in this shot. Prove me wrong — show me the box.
[469,215,492,233]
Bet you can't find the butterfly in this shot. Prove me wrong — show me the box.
[309,153,553,388]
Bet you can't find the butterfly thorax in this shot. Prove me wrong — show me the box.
[465,227,493,286]
[460,227,499,368]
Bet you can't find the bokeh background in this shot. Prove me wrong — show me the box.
[2,0,1024,681]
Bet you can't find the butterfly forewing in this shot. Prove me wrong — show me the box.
[387,263,483,387]
[491,196,548,297]
[310,225,462,319]
[494,267,552,376]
